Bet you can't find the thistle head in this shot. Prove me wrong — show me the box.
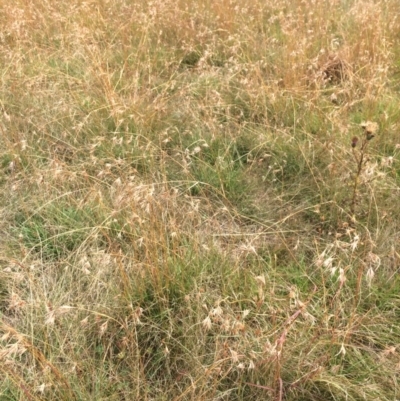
[361,121,378,141]
[351,136,359,148]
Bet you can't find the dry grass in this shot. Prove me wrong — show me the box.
[1,0,400,400]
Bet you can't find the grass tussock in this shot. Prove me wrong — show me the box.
[1,0,400,400]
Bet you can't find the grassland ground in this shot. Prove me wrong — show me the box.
[1,1,400,400]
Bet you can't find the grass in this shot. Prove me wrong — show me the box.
[1,0,400,400]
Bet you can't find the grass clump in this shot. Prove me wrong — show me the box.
[1,0,400,400]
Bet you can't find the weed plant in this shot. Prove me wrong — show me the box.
[1,1,400,400]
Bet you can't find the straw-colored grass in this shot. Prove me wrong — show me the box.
[1,0,400,400]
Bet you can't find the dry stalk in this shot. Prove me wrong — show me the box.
[349,121,378,220]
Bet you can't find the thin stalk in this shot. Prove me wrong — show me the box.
[350,139,369,219]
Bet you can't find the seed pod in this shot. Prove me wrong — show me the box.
[351,136,359,148]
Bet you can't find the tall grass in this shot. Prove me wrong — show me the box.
[1,0,400,400]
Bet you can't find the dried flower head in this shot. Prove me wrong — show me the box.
[351,136,359,148]
[361,121,378,140]
[361,121,378,134]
